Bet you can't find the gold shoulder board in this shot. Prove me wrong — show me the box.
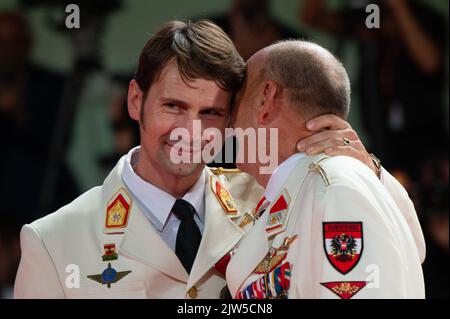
[209,167,241,176]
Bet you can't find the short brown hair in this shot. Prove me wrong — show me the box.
[135,20,245,99]
[263,40,350,119]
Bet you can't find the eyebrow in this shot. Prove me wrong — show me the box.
[159,97,227,113]
[199,106,227,114]
[159,97,189,108]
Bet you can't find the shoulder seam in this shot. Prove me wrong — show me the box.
[28,225,68,298]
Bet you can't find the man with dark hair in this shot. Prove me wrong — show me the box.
[14,21,418,298]
[226,40,425,299]
[15,20,257,299]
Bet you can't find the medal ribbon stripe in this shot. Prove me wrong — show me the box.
[236,262,292,299]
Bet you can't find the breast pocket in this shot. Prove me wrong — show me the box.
[69,281,148,299]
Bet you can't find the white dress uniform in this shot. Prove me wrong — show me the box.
[226,154,425,299]
[14,147,423,299]
[14,148,263,299]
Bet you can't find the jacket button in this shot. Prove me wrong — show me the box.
[188,286,198,299]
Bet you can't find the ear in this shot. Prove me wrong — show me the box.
[127,79,144,122]
[256,80,279,125]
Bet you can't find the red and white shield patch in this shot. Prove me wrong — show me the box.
[323,222,363,275]
[265,190,291,236]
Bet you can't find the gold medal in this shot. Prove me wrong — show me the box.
[253,235,298,274]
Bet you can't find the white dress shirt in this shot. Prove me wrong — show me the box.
[264,153,306,203]
[122,146,205,252]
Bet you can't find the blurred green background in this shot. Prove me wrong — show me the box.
[1,0,447,190]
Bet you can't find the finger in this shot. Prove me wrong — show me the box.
[348,139,368,154]
[324,146,364,162]
[297,130,343,151]
[306,114,352,131]
[305,137,349,155]
[297,128,357,152]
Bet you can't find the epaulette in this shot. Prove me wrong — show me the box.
[308,157,331,187]
[210,174,240,218]
[209,167,241,176]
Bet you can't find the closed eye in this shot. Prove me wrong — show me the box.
[200,108,226,117]
[163,103,182,112]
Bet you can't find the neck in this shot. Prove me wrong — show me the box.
[250,136,301,188]
[256,123,310,188]
[258,174,271,189]
[134,152,203,198]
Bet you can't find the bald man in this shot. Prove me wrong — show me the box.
[226,40,425,299]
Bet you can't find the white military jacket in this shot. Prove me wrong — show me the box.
[14,155,263,299]
[226,154,425,299]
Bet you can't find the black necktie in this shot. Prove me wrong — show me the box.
[172,199,202,274]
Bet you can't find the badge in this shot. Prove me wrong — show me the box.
[87,263,131,288]
[105,189,131,229]
[211,177,238,216]
[102,243,118,261]
[237,262,291,299]
[238,210,258,228]
[265,190,291,236]
[254,196,269,214]
[323,222,363,275]
[254,235,298,274]
[321,281,367,299]
[239,197,270,228]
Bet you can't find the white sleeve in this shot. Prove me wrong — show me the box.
[14,225,66,299]
[380,167,426,263]
[313,184,416,299]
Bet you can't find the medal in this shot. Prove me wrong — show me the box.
[253,235,298,274]
[87,263,131,288]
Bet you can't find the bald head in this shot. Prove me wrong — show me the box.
[255,40,350,120]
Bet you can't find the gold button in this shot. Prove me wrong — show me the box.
[188,286,198,299]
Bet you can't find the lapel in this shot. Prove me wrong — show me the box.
[119,202,188,283]
[187,168,246,290]
[98,155,188,283]
[226,207,270,297]
[226,154,329,297]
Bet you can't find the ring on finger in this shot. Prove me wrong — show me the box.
[343,138,351,146]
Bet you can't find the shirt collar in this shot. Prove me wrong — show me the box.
[264,153,306,203]
[122,146,205,231]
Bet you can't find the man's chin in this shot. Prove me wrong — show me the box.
[166,162,204,177]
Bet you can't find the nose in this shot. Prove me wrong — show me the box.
[182,113,201,142]
[172,112,204,150]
